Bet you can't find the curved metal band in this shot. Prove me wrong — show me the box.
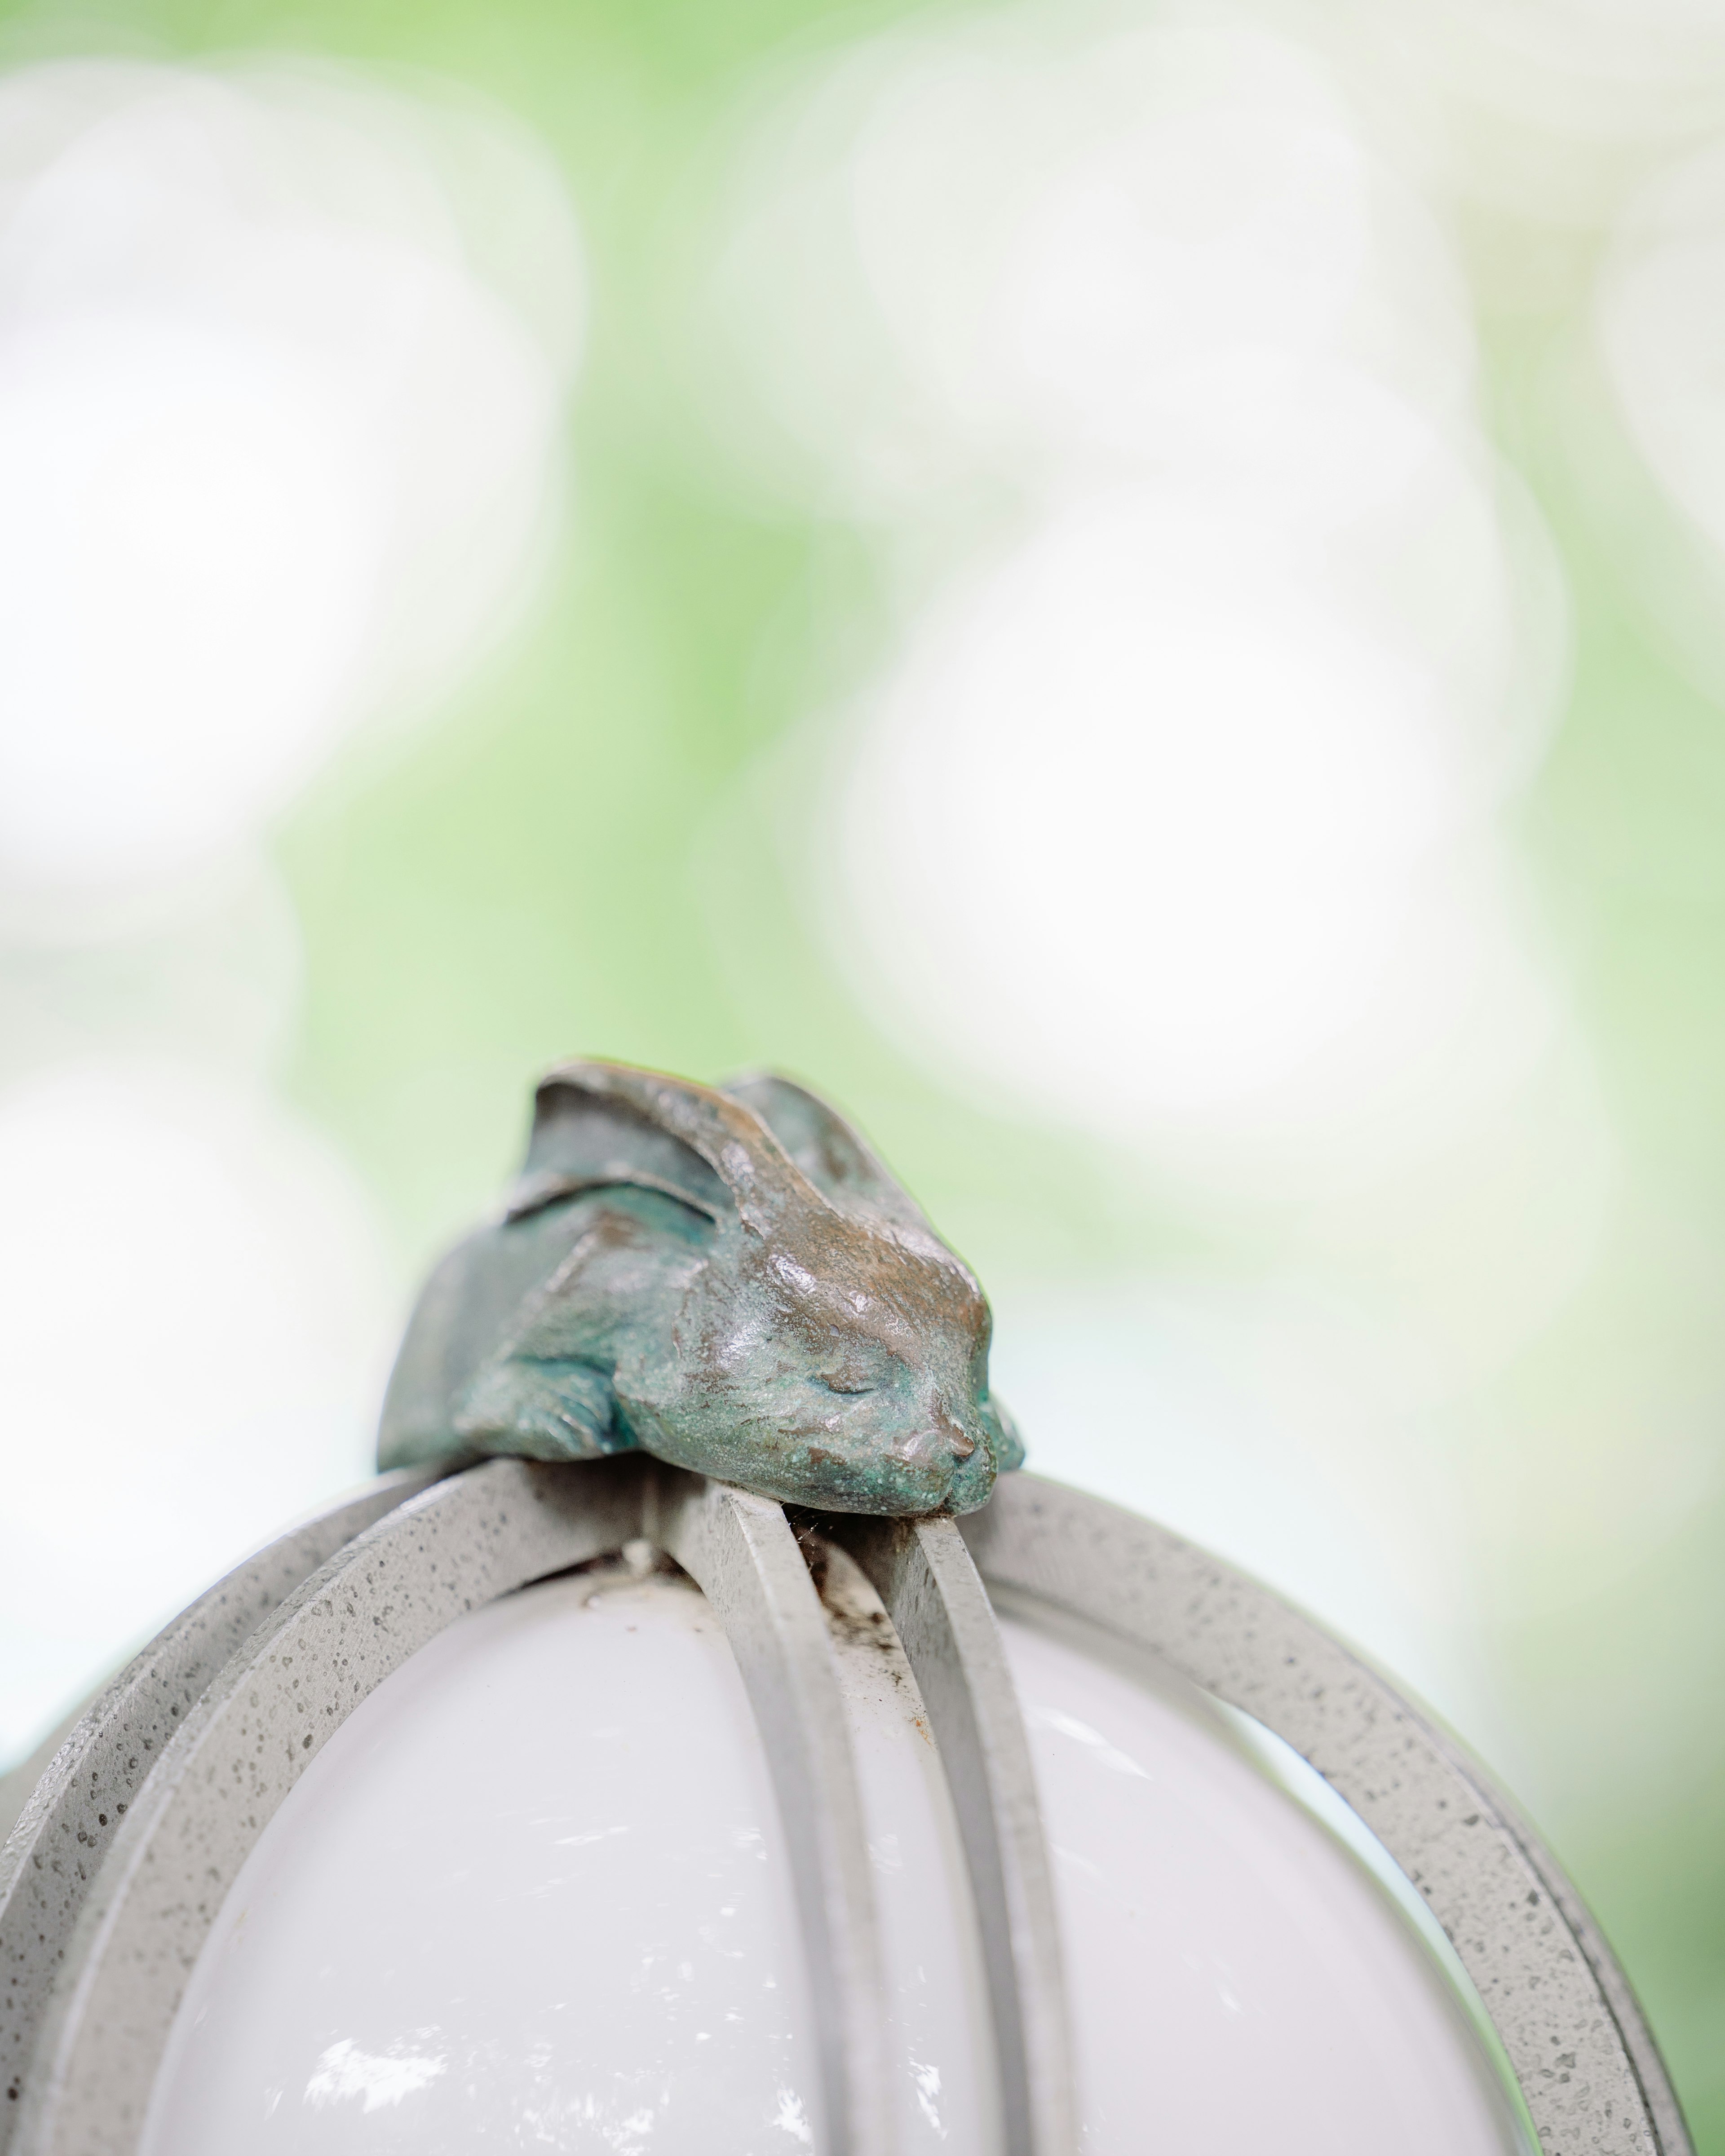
[649,1474,894,2156]
[960,1471,1692,2156]
[13,1459,893,2156]
[836,1515,1076,2156]
[0,1462,447,2142]
[14,1457,644,2156]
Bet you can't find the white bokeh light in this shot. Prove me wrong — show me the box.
[0,1061,396,1763]
[844,25,1443,473]
[0,59,582,904]
[839,489,1457,1118]
[1598,139,1725,568]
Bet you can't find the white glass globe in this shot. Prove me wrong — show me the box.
[141,1543,1526,2155]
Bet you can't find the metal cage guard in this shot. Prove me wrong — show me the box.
[0,1456,1692,2156]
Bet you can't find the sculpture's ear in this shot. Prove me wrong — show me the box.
[722,1070,937,1236]
[507,1067,731,1223]
[514,1060,817,1231]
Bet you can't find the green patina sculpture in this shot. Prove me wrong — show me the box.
[379,1060,1024,1515]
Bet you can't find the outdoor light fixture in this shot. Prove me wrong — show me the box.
[0,1067,1692,2154]
[0,1456,1690,2154]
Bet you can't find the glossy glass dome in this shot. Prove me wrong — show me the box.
[143,1543,1525,2154]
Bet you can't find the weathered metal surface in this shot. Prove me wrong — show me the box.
[960,1472,1692,2156]
[13,1457,644,2156]
[836,1514,1077,2156]
[0,1463,445,2143]
[648,1474,895,2156]
[379,1061,1022,1515]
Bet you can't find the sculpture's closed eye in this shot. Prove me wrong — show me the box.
[815,1367,876,1396]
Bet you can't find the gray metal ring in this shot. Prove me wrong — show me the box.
[960,1471,1692,2156]
[0,1461,448,2147]
[10,1457,895,2156]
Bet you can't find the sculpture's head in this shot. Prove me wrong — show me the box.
[522,1063,1023,1515]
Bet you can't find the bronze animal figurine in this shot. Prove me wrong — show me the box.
[378,1061,1023,1515]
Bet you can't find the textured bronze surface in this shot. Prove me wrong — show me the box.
[379,1063,1022,1514]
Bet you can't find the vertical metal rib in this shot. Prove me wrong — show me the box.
[646,1471,895,2156]
[0,1461,448,2143]
[836,1514,1077,2156]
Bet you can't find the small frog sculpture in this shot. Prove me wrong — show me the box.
[379,1060,1023,1515]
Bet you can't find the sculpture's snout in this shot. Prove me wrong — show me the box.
[891,1406,979,1469]
[931,1401,1002,1515]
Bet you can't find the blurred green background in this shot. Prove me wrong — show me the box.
[0,0,1721,2138]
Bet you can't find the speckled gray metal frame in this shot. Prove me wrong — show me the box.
[9,1456,899,2156]
[960,1474,1692,2156]
[834,1513,1077,2156]
[0,1461,448,2147]
[643,1467,896,2156]
[3,1462,1690,2156]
